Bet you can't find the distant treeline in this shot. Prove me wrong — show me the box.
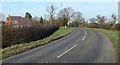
[86,23,120,31]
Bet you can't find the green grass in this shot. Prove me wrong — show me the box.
[2,27,73,59]
[90,28,119,64]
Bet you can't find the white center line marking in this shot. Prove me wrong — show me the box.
[82,36,86,40]
[45,62,48,63]
[85,32,87,35]
[57,44,78,58]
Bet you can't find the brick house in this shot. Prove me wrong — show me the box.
[5,16,32,28]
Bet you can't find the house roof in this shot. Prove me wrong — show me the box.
[21,18,32,25]
[9,16,32,25]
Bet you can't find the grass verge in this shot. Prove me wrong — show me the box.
[2,27,73,59]
[89,28,119,64]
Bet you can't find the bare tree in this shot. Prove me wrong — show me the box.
[110,14,117,30]
[110,14,117,24]
[58,7,74,26]
[46,3,57,24]
[96,15,101,24]
[96,15,106,28]
[70,11,82,27]
[72,12,82,23]
[89,18,96,23]
[80,17,86,26]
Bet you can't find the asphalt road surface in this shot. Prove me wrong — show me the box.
[3,28,116,63]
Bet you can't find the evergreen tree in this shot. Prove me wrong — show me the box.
[25,12,32,21]
[40,16,43,23]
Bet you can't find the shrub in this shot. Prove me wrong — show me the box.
[115,23,120,31]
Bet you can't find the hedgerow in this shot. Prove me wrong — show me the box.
[2,24,59,48]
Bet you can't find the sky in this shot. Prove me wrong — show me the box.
[0,1,118,21]
[1,0,119,2]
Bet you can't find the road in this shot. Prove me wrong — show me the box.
[3,28,116,63]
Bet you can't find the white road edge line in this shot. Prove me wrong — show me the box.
[82,36,86,40]
[57,44,78,58]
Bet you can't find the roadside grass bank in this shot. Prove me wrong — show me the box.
[2,27,73,59]
[89,28,119,64]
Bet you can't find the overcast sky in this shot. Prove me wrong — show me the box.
[1,1,118,21]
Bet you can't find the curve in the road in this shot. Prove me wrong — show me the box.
[3,28,116,63]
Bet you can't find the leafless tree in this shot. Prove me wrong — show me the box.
[97,15,106,24]
[96,15,106,28]
[72,11,82,23]
[96,15,101,24]
[110,14,117,24]
[58,7,74,26]
[46,3,57,24]
[89,18,96,23]
[110,14,117,30]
